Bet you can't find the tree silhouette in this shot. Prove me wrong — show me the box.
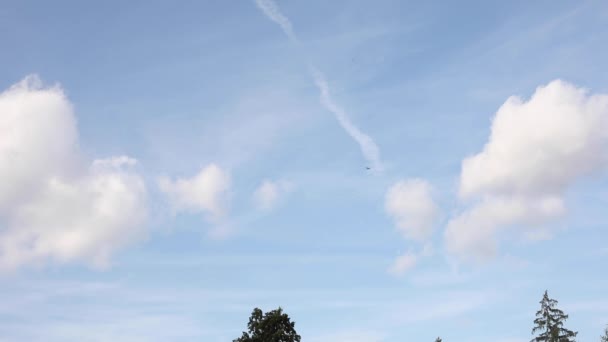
[233,307,301,342]
[531,290,577,342]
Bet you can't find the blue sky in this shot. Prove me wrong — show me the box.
[1,0,607,341]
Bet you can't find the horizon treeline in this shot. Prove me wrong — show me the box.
[233,290,608,342]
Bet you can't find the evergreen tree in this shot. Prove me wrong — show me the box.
[531,290,577,342]
[233,307,301,342]
[435,338,442,342]
[601,325,608,342]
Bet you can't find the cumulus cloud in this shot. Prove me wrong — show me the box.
[445,196,564,260]
[387,253,417,276]
[0,76,78,211]
[0,75,147,270]
[385,179,438,275]
[446,80,608,260]
[252,179,293,211]
[159,164,231,229]
[385,179,438,241]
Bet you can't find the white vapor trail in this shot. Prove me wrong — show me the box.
[310,67,383,171]
[254,0,297,42]
[254,0,384,171]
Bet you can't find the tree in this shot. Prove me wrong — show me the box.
[601,325,608,342]
[435,338,442,342]
[531,290,577,342]
[234,307,301,342]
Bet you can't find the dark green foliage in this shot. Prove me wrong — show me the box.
[233,307,301,342]
[531,290,577,342]
[435,338,442,342]
[601,325,608,342]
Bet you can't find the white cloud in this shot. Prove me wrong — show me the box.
[2,159,147,270]
[446,80,608,261]
[385,179,438,275]
[460,80,608,198]
[387,253,417,276]
[158,164,231,224]
[0,75,148,270]
[385,179,438,241]
[445,196,564,260]
[0,75,77,211]
[252,179,293,211]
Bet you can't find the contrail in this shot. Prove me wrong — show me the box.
[310,67,383,171]
[254,0,297,42]
[254,0,384,172]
